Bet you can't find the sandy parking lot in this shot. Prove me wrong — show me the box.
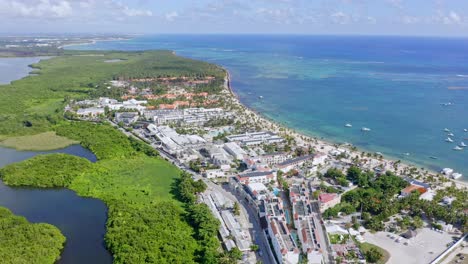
[363,228,455,264]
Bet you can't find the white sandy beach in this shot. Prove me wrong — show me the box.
[223,70,468,190]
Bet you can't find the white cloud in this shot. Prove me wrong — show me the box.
[255,7,297,24]
[165,11,178,22]
[0,0,73,18]
[448,11,461,24]
[401,15,419,24]
[331,11,350,24]
[122,7,152,17]
[386,0,403,10]
[0,0,152,21]
[432,10,464,25]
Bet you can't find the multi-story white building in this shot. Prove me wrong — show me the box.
[264,196,300,264]
[276,155,315,173]
[312,152,327,166]
[257,152,292,165]
[318,193,340,213]
[147,124,206,155]
[208,145,233,167]
[143,108,231,126]
[221,210,251,251]
[99,97,118,106]
[226,131,284,146]
[204,169,226,179]
[236,171,276,185]
[76,107,105,117]
[290,184,325,264]
[115,112,139,125]
[223,142,247,160]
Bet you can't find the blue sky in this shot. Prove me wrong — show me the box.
[1,0,468,36]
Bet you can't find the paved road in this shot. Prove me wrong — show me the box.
[223,184,277,264]
[311,201,334,264]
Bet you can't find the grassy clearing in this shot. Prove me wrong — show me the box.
[71,156,181,206]
[70,156,201,263]
[359,242,390,264]
[0,131,78,151]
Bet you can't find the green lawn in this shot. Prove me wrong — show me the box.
[0,131,78,151]
[359,242,390,264]
[71,156,182,206]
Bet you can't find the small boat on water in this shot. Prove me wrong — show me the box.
[446,137,454,143]
[464,129,468,132]
[258,95,264,99]
[345,123,352,128]
[444,128,450,132]
[430,156,438,160]
[448,133,455,137]
[453,146,463,151]
[361,127,371,132]
[461,142,467,147]
[403,152,410,156]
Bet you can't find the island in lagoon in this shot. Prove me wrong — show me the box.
[0,41,466,264]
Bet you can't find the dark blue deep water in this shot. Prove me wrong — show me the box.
[69,35,468,179]
[0,146,112,264]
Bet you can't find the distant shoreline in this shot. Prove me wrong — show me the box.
[60,37,134,49]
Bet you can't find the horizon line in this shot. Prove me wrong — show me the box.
[1,32,468,39]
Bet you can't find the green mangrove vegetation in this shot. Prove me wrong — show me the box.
[0,120,216,263]
[0,153,92,187]
[0,207,65,264]
[0,50,229,263]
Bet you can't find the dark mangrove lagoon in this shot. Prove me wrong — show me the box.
[0,145,112,264]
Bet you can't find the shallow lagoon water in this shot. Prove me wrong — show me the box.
[0,57,47,85]
[0,145,112,264]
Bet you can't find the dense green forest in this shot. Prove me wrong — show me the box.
[0,50,225,138]
[0,207,65,264]
[55,122,137,160]
[1,121,215,263]
[0,51,228,263]
[0,153,92,187]
[323,167,468,232]
[176,172,221,263]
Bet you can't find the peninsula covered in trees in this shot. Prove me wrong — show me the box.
[0,207,65,263]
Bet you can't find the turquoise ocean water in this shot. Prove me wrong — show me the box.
[68,35,468,180]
